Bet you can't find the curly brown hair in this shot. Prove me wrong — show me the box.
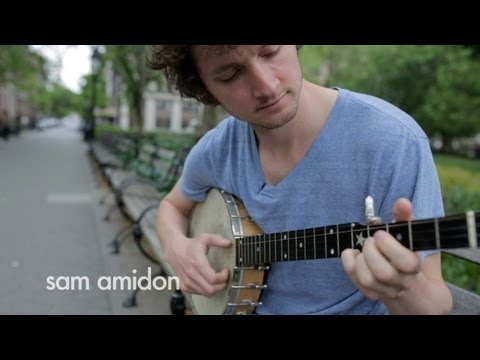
[149,45,302,106]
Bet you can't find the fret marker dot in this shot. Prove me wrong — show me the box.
[283,235,287,240]
[329,229,334,234]
[239,257,243,262]
[396,233,402,241]
[299,242,303,248]
[257,247,260,252]
[284,253,287,259]
[330,248,335,255]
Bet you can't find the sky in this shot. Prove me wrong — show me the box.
[31,45,92,93]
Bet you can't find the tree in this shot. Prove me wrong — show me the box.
[103,45,164,130]
[300,45,480,150]
[0,45,47,87]
[420,48,480,150]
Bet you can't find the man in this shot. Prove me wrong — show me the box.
[152,45,453,314]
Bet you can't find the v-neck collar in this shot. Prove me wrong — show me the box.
[247,87,346,193]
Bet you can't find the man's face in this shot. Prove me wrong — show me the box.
[192,45,303,130]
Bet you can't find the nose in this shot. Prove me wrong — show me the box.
[250,63,278,100]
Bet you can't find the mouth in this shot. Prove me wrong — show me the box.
[257,93,286,111]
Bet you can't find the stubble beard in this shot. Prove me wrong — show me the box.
[250,97,300,130]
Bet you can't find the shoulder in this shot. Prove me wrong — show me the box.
[187,116,247,160]
[339,88,428,141]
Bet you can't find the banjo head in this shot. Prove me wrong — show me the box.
[188,189,236,315]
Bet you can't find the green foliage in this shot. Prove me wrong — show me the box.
[102,45,165,130]
[434,154,480,294]
[420,49,480,144]
[46,82,81,118]
[151,128,196,150]
[442,253,480,294]
[96,124,195,151]
[0,45,47,86]
[299,45,480,148]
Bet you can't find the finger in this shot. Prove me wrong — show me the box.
[392,198,414,222]
[341,248,360,278]
[181,276,226,297]
[192,269,229,297]
[362,236,402,287]
[374,230,421,274]
[355,247,401,299]
[195,256,230,286]
[205,234,233,249]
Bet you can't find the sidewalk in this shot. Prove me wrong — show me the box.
[0,126,172,314]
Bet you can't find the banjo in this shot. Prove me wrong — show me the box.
[188,188,479,315]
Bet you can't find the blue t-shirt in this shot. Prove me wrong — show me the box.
[180,88,444,315]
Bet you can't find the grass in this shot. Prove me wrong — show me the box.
[434,153,480,294]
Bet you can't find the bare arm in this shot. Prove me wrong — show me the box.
[156,181,231,297]
[342,198,453,314]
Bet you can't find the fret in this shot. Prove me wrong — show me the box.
[257,235,261,263]
[282,231,289,261]
[336,224,340,257]
[313,227,317,259]
[388,223,409,249]
[305,228,314,260]
[266,233,269,262]
[409,221,437,251]
[294,231,298,260]
[288,231,296,261]
[408,221,413,251]
[326,226,337,258]
[270,233,274,262]
[256,235,259,263]
[275,232,281,263]
[434,218,440,250]
[438,217,470,249]
[338,223,356,254]
[324,226,327,258]
[263,233,266,264]
[350,223,354,249]
[297,229,306,260]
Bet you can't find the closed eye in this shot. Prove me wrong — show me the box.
[218,68,242,82]
[262,46,281,59]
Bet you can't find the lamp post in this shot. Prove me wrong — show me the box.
[85,46,102,141]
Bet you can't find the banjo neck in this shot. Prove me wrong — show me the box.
[236,212,480,266]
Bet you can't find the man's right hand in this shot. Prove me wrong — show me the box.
[164,234,232,298]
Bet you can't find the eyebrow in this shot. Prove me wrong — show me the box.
[211,63,238,76]
[210,45,269,76]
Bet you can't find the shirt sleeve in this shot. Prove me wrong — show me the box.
[180,131,217,202]
[379,132,444,261]
[379,132,444,221]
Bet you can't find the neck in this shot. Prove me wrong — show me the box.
[254,82,336,154]
[235,212,480,266]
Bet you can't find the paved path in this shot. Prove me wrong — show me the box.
[0,126,171,314]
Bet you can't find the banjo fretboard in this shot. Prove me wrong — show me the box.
[235,212,479,266]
